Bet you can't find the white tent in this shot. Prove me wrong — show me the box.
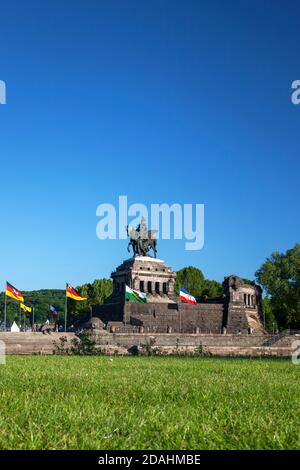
[11,321,20,332]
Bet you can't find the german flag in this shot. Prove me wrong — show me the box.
[6,282,24,302]
[66,284,87,301]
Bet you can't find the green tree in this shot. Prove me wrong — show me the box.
[202,279,222,298]
[0,289,65,327]
[91,279,113,304]
[262,298,278,332]
[255,244,300,329]
[175,266,205,297]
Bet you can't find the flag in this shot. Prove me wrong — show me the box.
[179,287,197,305]
[66,284,87,301]
[50,305,58,316]
[20,303,32,313]
[6,282,24,302]
[125,285,147,303]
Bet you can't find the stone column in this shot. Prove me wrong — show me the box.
[152,281,156,295]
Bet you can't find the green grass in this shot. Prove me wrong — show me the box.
[0,356,299,450]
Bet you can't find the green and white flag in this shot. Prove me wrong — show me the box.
[125,285,147,303]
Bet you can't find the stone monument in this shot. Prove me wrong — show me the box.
[94,220,264,334]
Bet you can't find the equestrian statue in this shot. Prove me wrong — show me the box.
[126,217,157,258]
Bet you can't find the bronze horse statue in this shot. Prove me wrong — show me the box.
[126,223,157,258]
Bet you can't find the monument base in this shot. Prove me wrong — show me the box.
[93,257,265,335]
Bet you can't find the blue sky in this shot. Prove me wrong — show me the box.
[0,0,299,290]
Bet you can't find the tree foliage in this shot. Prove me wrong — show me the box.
[0,289,65,327]
[255,244,300,329]
[175,266,205,297]
[175,266,222,298]
[262,297,278,332]
[202,279,223,298]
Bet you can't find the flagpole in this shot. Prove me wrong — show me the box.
[179,306,182,333]
[4,292,7,332]
[32,306,35,332]
[19,304,22,331]
[124,286,126,329]
[64,293,67,333]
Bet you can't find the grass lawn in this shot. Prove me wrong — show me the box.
[0,356,299,450]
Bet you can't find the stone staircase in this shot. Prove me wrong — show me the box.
[262,330,300,347]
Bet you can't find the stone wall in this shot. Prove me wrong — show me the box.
[0,332,75,355]
[225,303,250,334]
[96,263,265,334]
[0,332,296,357]
[178,303,224,333]
[94,331,295,357]
[94,301,124,323]
[94,332,268,348]
[96,301,225,333]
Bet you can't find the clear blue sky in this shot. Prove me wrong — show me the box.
[0,0,299,290]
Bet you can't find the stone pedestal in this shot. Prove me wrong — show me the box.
[93,262,264,334]
[111,256,177,303]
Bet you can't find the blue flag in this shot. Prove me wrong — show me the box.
[50,305,58,316]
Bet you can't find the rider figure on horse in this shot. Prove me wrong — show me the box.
[136,218,149,256]
[126,217,157,258]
